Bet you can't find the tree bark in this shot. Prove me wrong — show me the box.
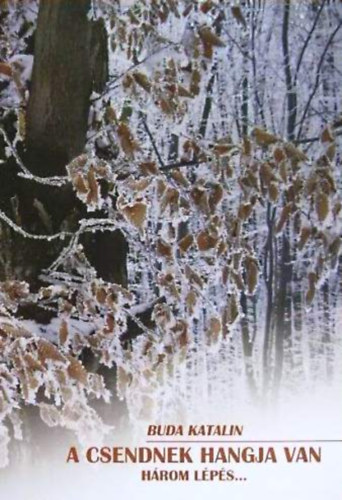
[26,0,94,175]
[11,0,127,291]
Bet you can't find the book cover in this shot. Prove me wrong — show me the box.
[0,0,341,498]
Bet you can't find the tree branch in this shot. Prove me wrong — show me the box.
[296,20,342,141]
[0,127,69,187]
[160,159,205,172]
[295,0,326,82]
[0,209,72,241]
[141,115,165,168]
[294,127,342,145]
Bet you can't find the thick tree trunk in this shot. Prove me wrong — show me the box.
[26,0,94,175]
[14,0,127,290]
[2,0,97,288]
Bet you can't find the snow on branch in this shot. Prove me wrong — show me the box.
[0,209,72,241]
[0,127,69,187]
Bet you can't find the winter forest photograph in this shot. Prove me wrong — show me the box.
[0,0,342,492]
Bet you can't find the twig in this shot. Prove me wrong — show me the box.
[295,128,342,145]
[91,42,176,103]
[141,115,165,168]
[0,127,69,187]
[160,159,205,172]
[295,0,326,82]
[0,209,72,241]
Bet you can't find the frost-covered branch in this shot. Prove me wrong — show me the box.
[0,209,72,241]
[160,159,205,171]
[0,127,69,187]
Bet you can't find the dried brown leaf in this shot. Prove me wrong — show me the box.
[157,239,173,259]
[170,170,189,187]
[74,173,88,194]
[253,127,278,147]
[274,147,285,163]
[326,143,336,161]
[24,354,45,372]
[284,142,307,162]
[59,320,69,346]
[86,166,99,206]
[209,184,223,211]
[185,265,204,289]
[200,1,214,13]
[186,290,197,315]
[0,62,12,77]
[321,126,334,143]
[197,230,218,251]
[245,258,258,295]
[276,203,293,233]
[231,5,247,28]
[268,182,279,202]
[139,161,158,175]
[198,26,226,47]
[190,69,201,95]
[133,71,152,92]
[122,202,147,231]
[298,227,311,250]
[37,339,65,364]
[279,160,288,183]
[238,202,252,221]
[178,233,194,253]
[316,192,329,222]
[260,162,276,186]
[117,122,139,158]
[67,356,88,385]
[177,84,193,98]
[96,286,107,304]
